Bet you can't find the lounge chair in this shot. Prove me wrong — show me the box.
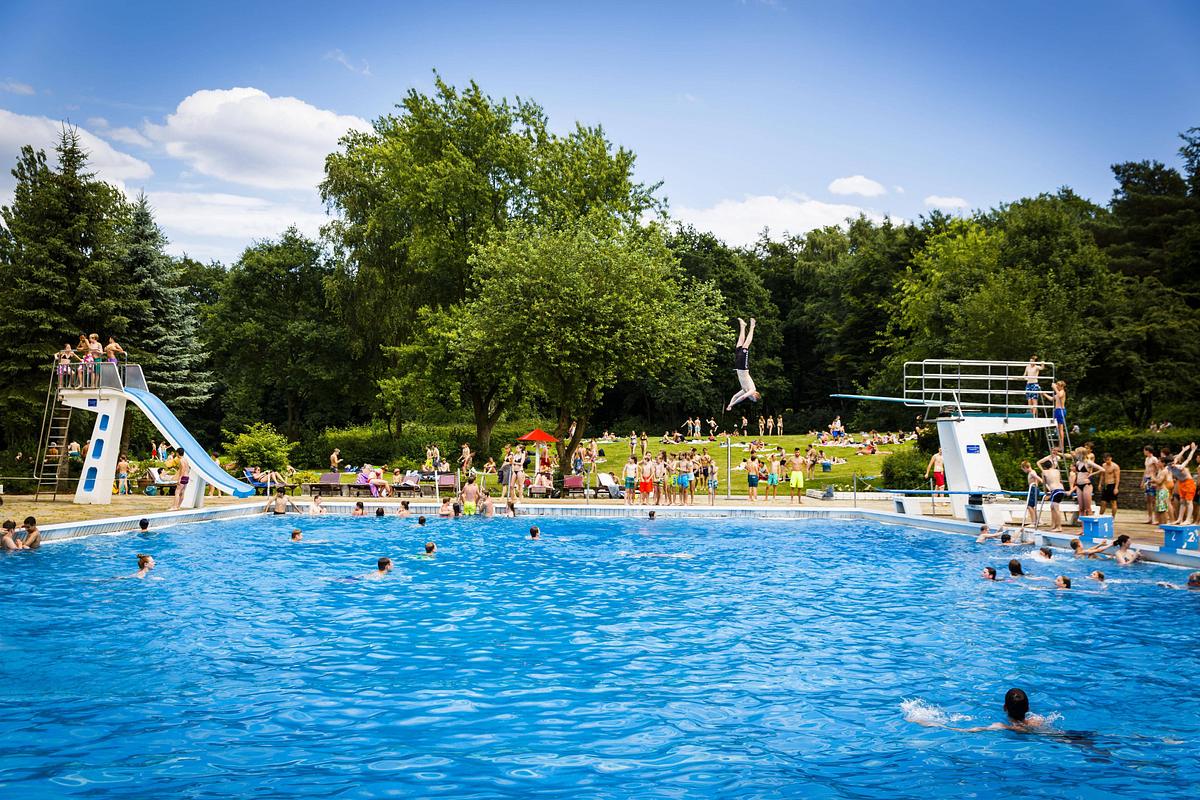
[145,467,177,496]
[596,472,623,499]
[391,471,421,497]
[243,469,297,496]
[562,474,587,498]
[303,472,343,498]
[434,473,458,497]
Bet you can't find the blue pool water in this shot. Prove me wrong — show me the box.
[1,514,1198,798]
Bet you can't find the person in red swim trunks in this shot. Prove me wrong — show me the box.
[924,448,947,498]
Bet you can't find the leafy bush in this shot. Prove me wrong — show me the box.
[880,448,929,489]
[222,422,296,472]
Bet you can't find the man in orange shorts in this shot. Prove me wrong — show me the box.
[1171,442,1196,525]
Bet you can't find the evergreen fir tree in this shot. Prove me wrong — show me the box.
[122,195,215,409]
[0,128,134,448]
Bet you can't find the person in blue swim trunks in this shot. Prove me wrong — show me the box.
[1040,380,1067,447]
[1022,356,1043,416]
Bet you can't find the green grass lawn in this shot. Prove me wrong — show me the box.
[578,433,909,498]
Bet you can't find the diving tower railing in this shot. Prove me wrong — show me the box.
[903,359,1055,420]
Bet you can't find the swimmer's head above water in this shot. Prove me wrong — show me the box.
[1003,688,1030,723]
[291,529,302,541]
[981,566,999,581]
[1055,575,1072,589]
[1008,559,1024,577]
[424,541,436,555]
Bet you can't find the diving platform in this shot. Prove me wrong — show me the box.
[834,359,1062,519]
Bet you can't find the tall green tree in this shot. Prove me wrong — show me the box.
[0,129,133,448]
[321,75,662,446]
[460,218,725,461]
[121,195,214,409]
[205,229,356,440]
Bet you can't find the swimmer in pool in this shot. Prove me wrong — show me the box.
[1157,571,1200,590]
[291,529,303,542]
[375,507,385,517]
[351,501,366,517]
[438,498,453,517]
[917,688,1047,733]
[529,526,540,539]
[422,541,437,558]
[1038,546,1054,560]
[2,520,23,551]
[397,500,411,517]
[1069,538,1110,558]
[309,495,327,515]
[363,557,392,580]
[1112,534,1143,565]
[127,553,156,579]
[981,566,1002,581]
[1054,575,1072,590]
[1088,570,1106,586]
[417,516,426,526]
[264,487,300,515]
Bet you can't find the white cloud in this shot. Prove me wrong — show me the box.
[143,87,372,190]
[1,79,35,96]
[0,109,152,201]
[828,174,886,197]
[673,194,889,246]
[88,115,153,148]
[149,190,328,242]
[924,194,969,209]
[893,185,905,194]
[324,49,371,76]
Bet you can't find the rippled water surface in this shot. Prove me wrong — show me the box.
[1,514,1198,798]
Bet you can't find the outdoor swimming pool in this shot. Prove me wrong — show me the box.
[1,514,1197,798]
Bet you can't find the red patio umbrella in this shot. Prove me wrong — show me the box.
[517,428,559,443]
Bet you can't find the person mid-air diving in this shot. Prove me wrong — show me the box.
[726,317,761,411]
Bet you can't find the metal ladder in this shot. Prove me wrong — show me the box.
[33,367,73,501]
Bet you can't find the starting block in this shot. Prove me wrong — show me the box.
[1160,525,1200,551]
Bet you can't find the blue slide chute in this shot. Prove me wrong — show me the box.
[123,387,256,498]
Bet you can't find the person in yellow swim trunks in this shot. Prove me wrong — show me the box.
[787,448,806,504]
[460,475,480,515]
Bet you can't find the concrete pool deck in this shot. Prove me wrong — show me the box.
[16,494,1199,570]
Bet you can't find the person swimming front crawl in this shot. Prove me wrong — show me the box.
[363,557,392,580]
[726,318,761,410]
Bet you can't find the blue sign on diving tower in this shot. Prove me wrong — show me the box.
[835,360,1063,519]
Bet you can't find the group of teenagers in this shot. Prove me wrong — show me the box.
[619,445,818,505]
[1016,441,1196,531]
[52,335,125,389]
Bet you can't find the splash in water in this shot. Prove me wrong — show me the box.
[901,698,971,726]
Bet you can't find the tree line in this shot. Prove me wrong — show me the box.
[1,76,1196,468]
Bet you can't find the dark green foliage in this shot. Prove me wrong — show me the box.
[204,229,361,441]
[122,195,214,409]
[222,422,295,472]
[880,448,929,489]
[0,130,135,449]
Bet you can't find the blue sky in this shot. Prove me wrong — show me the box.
[1,0,1197,262]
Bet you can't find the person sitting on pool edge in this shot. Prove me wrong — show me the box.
[265,487,300,515]
[364,557,392,580]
